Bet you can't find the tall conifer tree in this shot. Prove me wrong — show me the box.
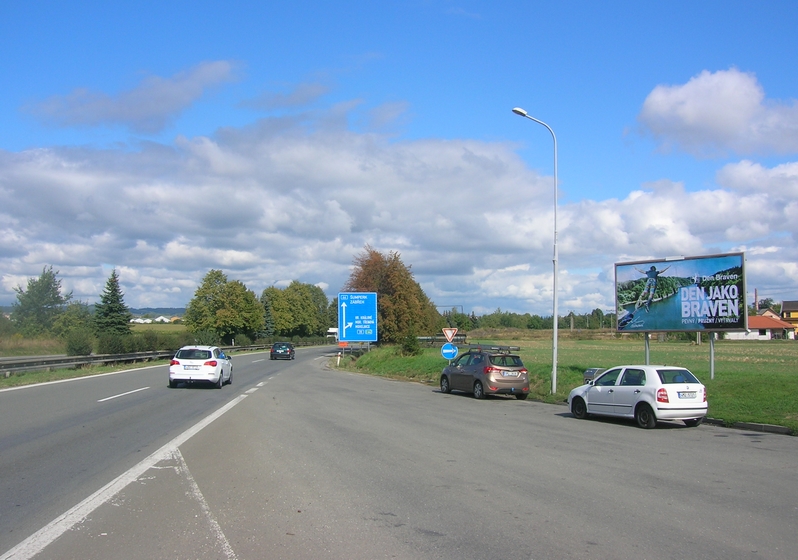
[94,269,132,335]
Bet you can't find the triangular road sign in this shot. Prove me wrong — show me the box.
[442,327,458,342]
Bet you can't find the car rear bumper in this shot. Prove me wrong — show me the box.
[169,370,221,383]
[486,385,530,395]
[655,405,708,420]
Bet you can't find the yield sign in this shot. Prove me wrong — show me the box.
[442,327,458,342]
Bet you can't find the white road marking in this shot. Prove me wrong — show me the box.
[97,387,149,402]
[251,359,265,363]
[0,394,248,560]
[172,448,237,559]
[245,388,258,394]
[0,364,165,393]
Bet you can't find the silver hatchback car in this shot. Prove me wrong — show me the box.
[440,347,530,400]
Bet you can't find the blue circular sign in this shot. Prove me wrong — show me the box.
[441,343,458,360]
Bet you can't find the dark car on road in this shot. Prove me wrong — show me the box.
[440,347,529,399]
[270,342,295,360]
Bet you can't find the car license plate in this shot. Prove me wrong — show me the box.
[184,365,200,370]
[678,391,696,399]
[502,371,519,377]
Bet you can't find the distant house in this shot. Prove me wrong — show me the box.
[758,308,781,320]
[154,316,170,323]
[725,315,795,340]
[780,301,798,332]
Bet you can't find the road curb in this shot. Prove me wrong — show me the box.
[705,417,793,435]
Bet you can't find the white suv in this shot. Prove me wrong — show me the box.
[169,345,232,388]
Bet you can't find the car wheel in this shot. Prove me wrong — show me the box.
[473,380,485,399]
[635,403,657,429]
[216,373,224,389]
[571,397,588,419]
[168,380,176,388]
[515,393,528,400]
[226,369,233,385]
[440,375,451,394]
[684,417,703,427]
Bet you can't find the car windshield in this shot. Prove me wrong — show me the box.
[489,355,524,367]
[656,368,699,384]
[176,349,212,360]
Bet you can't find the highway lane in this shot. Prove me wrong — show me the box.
[4,347,798,559]
[0,348,284,554]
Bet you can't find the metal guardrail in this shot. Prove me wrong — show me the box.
[0,351,175,377]
[0,342,333,377]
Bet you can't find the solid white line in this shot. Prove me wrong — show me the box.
[172,448,237,559]
[97,386,149,402]
[0,393,248,560]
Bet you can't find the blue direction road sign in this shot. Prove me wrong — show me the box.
[441,342,458,360]
[338,292,378,342]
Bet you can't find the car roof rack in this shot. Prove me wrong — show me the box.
[461,343,521,354]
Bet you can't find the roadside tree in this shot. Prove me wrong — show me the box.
[11,266,72,337]
[343,245,440,343]
[261,281,330,338]
[184,270,264,343]
[94,269,132,336]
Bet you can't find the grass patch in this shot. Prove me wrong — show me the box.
[0,360,170,389]
[336,335,798,434]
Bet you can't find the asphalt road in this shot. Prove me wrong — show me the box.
[1,346,797,559]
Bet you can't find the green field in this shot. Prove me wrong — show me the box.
[339,332,798,434]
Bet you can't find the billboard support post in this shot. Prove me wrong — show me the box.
[710,335,715,380]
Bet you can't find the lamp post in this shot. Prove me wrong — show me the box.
[512,107,559,394]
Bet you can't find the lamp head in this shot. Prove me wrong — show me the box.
[512,107,528,117]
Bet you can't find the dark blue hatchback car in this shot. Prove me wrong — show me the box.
[270,342,295,360]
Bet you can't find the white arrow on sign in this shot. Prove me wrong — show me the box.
[341,302,353,337]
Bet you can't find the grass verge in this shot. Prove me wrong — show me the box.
[336,336,798,434]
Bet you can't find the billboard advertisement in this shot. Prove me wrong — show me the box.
[615,253,746,332]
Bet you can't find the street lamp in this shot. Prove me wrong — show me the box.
[512,107,559,394]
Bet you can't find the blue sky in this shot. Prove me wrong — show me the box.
[2,0,797,316]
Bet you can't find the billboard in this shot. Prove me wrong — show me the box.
[615,253,746,332]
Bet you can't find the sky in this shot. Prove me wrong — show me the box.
[1,0,797,317]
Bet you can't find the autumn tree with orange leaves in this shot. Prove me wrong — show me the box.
[343,245,441,343]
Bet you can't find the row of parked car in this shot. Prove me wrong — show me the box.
[439,346,708,429]
[168,342,296,388]
[168,342,708,429]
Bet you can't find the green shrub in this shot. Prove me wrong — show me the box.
[192,329,220,346]
[400,332,422,356]
[97,334,129,354]
[65,329,94,356]
[234,334,252,346]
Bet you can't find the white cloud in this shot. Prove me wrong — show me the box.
[639,68,798,156]
[24,61,239,133]
[1,103,796,314]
